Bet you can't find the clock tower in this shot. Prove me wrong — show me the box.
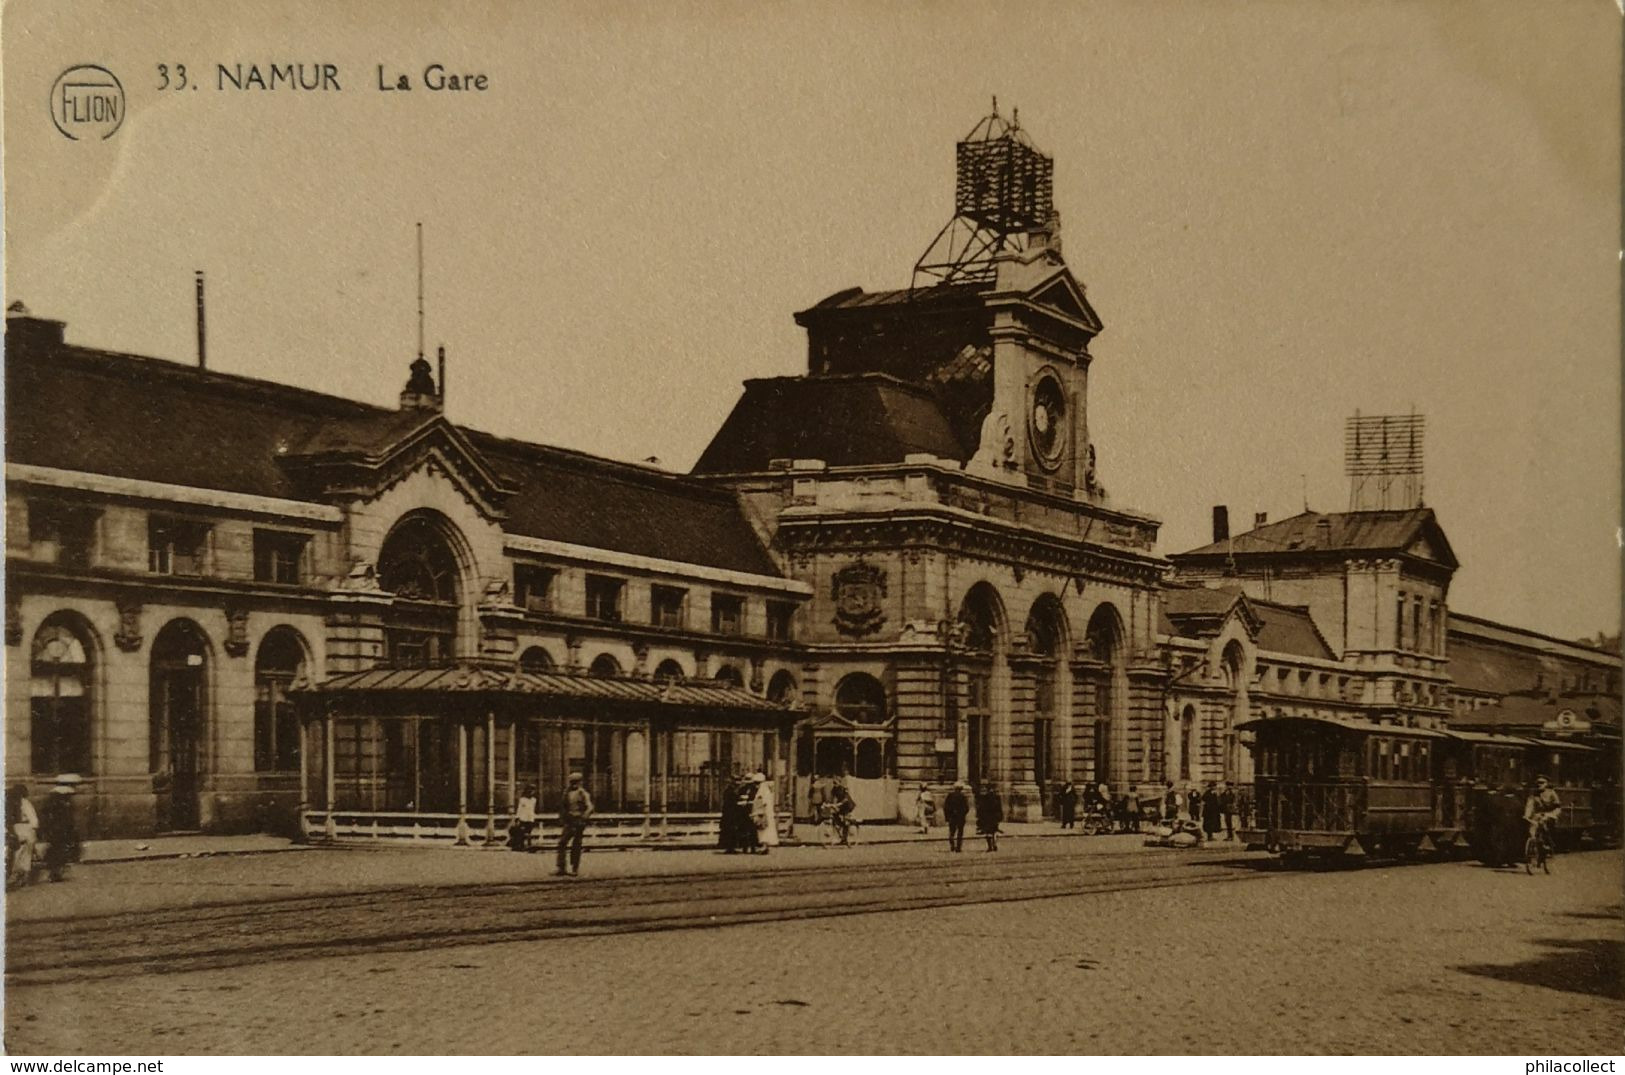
[976,242,1103,494]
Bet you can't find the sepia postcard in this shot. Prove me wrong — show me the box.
[2,0,1620,1062]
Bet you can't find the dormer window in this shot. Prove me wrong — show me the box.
[651,585,687,629]
[253,530,308,585]
[711,593,744,636]
[585,575,624,622]
[148,516,210,576]
[28,499,98,570]
[514,564,556,613]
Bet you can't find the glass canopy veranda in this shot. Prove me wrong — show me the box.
[295,663,797,843]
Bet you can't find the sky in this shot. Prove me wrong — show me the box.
[4,0,1620,641]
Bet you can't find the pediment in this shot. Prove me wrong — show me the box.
[1405,515,1459,570]
[1023,268,1104,335]
[279,411,516,520]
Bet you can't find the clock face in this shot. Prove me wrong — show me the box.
[1030,374,1067,468]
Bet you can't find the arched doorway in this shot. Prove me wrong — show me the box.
[1220,640,1252,786]
[151,619,211,831]
[956,583,1007,789]
[1083,603,1125,791]
[30,615,97,777]
[1024,594,1071,816]
[1179,704,1197,783]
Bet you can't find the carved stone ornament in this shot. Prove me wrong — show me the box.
[224,606,250,658]
[341,560,385,594]
[115,601,143,652]
[831,561,888,637]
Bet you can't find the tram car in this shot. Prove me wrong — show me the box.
[1239,715,1607,862]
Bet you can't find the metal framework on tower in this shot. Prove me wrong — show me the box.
[912,100,1055,289]
[1345,411,1425,511]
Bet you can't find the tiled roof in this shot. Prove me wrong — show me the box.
[795,283,989,318]
[1252,601,1336,660]
[1159,584,1335,660]
[310,664,792,715]
[1174,509,1457,569]
[692,373,968,473]
[6,335,782,578]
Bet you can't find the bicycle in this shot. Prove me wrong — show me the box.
[815,803,860,847]
[1524,817,1555,875]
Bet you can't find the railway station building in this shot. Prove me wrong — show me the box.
[5,110,1618,840]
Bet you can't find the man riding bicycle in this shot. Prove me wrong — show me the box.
[1523,775,1561,854]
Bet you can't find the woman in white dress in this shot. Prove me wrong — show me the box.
[750,771,779,853]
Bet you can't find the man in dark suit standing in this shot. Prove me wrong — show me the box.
[943,782,970,853]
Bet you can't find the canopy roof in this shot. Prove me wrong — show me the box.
[303,664,794,718]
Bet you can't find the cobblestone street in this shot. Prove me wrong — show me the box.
[5,839,1619,1054]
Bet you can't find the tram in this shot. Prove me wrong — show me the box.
[1239,715,1610,862]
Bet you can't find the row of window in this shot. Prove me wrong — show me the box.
[27,613,304,780]
[1395,590,1445,655]
[29,499,315,586]
[517,564,796,640]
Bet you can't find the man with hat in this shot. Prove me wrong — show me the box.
[556,771,595,877]
[39,775,82,883]
[1523,774,1562,858]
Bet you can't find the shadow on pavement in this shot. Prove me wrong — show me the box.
[1455,935,1624,1000]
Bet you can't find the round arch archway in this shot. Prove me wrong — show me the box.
[1083,602,1126,792]
[955,583,1010,790]
[1024,593,1072,813]
[29,612,100,777]
[377,510,475,665]
[150,618,212,832]
[1220,639,1252,785]
[254,626,309,774]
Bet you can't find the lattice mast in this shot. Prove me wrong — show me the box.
[912,99,1056,288]
[1345,411,1425,511]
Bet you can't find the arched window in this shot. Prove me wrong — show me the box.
[518,646,555,674]
[378,514,462,666]
[30,617,94,775]
[589,654,622,678]
[834,673,888,724]
[653,659,685,684]
[767,670,797,704]
[378,516,459,602]
[957,586,1001,653]
[714,664,744,688]
[254,628,306,772]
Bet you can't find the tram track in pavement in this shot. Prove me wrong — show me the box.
[6,848,1277,986]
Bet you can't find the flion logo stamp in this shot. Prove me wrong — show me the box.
[50,64,126,140]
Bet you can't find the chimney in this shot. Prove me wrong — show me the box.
[1212,505,1230,544]
[4,302,66,349]
[1253,512,1268,529]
